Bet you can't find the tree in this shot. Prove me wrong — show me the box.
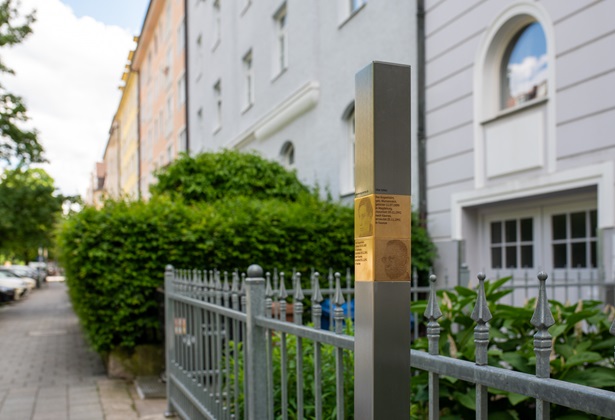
[0,167,62,261]
[151,150,310,203]
[0,0,43,165]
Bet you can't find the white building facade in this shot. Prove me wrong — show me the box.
[425,0,615,303]
[186,0,418,203]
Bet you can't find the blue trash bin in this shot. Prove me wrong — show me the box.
[320,298,355,330]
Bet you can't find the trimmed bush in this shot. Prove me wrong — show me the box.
[56,195,355,352]
[150,149,310,203]
[57,151,436,352]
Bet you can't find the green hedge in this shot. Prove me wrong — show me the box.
[56,195,355,352]
[151,149,310,203]
[57,151,435,352]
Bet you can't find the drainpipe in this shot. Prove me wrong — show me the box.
[136,69,142,200]
[183,0,190,154]
[417,0,427,225]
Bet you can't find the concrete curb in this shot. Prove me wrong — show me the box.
[97,378,169,420]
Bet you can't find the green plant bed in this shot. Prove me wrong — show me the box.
[410,277,615,419]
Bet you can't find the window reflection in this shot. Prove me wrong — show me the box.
[501,22,547,109]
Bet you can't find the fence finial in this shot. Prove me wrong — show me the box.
[294,272,305,301]
[265,272,273,298]
[333,272,346,335]
[334,272,346,307]
[279,272,288,300]
[312,273,323,330]
[312,272,324,304]
[265,272,273,318]
[531,271,555,379]
[424,274,442,356]
[223,271,230,292]
[471,273,492,366]
[471,273,492,325]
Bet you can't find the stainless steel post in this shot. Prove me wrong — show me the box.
[164,264,176,418]
[245,264,269,419]
[354,61,412,419]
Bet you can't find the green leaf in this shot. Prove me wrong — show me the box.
[500,352,532,373]
[565,351,602,368]
[454,389,476,410]
[506,392,530,406]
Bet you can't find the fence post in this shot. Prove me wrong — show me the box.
[245,264,269,420]
[164,264,176,418]
[531,272,556,420]
[471,273,492,419]
[425,274,442,420]
[354,61,412,419]
[611,318,615,360]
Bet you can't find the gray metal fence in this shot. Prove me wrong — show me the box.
[164,265,615,419]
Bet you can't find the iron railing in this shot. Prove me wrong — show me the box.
[164,265,615,419]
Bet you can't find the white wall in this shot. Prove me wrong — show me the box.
[186,0,418,202]
[425,0,615,286]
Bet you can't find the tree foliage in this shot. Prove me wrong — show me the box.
[150,149,310,203]
[0,0,43,165]
[0,167,63,261]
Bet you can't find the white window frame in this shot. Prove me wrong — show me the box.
[213,80,222,132]
[543,201,598,273]
[273,4,288,77]
[213,0,221,49]
[243,50,254,110]
[337,0,366,26]
[340,106,355,196]
[177,19,185,53]
[280,141,295,168]
[473,3,556,188]
[177,73,186,107]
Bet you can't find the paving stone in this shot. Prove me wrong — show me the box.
[0,282,167,419]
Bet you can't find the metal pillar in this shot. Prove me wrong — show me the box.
[164,265,176,418]
[354,62,412,419]
[245,264,269,419]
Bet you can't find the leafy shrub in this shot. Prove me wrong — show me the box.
[150,150,310,203]
[57,150,436,353]
[410,278,615,419]
[56,195,355,352]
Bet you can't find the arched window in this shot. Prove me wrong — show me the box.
[501,22,547,110]
[340,102,355,195]
[280,141,295,167]
[474,4,555,186]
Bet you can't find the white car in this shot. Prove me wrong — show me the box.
[0,270,28,300]
[0,267,37,291]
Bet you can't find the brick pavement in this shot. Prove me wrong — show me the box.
[0,281,168,420]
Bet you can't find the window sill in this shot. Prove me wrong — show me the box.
[481,96,547,125]
[240,1,251,17]
[271,66,288,83]
[241,103,253,115]
[338,3,367,29]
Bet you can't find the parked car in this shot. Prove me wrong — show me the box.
[0,285,16,302]
[0,267,36,292]
[0,271,28,300]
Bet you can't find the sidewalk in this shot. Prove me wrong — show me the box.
[0,281,168,420]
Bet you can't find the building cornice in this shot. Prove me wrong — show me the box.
[226,81,320,150]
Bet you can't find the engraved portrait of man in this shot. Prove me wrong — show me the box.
[381,240,410,280]
[357,196,374,237]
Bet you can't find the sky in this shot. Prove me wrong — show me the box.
[3,0,150,197]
